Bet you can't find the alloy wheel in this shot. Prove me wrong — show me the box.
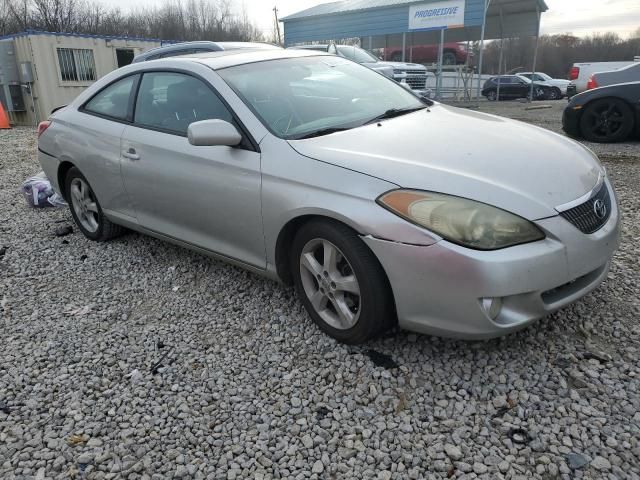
[299,238,361,330]
[584,102,626,140]
[69,177,99,233]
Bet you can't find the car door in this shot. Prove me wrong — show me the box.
[119,70,265,268]
[496,77,513,98]
[75,74,140,219]
[513,77,530,98]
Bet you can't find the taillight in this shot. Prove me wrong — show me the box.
[37,120,51,137]
[586,75,598,90]
[569,67,580,80]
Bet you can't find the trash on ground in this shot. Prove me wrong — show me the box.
[566,452,590,470]
[64,305,91,316]
[365,349,399,369]
[127,369,144,384]
[55,225,73,237]
[508,428,531,444]
[21,172,67,208]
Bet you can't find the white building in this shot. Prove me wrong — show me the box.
[0,30,167,125]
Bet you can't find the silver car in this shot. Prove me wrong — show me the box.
[37,49,620,344]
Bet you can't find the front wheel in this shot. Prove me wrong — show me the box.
[65,167,124,241]
[486,90,497,101]
[291,220,395,344]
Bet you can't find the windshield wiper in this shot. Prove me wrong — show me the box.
[363,106,427,125]
[292,127,351,140]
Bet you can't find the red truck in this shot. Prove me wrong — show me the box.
[383,42,469,65]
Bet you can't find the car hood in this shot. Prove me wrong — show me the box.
[377,60,427,71]
[288,105,603,220]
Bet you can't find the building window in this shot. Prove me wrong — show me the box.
[57,48,96,82]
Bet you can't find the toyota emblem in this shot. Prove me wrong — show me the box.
[593,199,607,220]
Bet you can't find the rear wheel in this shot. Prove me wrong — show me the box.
[579,98,634,143]
[65,167,124,241]
[549,87,562,100]
[443,52,457,65]
[291,220,395,344]
[391,52,403,62]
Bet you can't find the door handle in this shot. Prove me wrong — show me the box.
[122,147,140,160]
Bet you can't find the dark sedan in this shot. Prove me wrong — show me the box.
[482,75,550,101]
[563,81,640,143]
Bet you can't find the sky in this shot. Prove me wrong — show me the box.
[106,0,640,39]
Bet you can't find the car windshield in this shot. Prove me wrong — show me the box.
[336,46,380,63]
[218,56,424,140]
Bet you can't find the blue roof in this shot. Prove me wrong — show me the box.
[282,0,548,21]
[0,29,173,44]
[282,0,424,21]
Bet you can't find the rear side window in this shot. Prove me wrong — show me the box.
[134,72,233,135]
[83,75,136,120]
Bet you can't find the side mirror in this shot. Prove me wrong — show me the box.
[187,119,242,147]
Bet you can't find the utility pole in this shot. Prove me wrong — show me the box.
[273,6,282,46]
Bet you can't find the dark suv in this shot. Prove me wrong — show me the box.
[481,75,550,101]
[132,41,281,63]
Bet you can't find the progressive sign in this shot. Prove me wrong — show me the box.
[409,0,466,30]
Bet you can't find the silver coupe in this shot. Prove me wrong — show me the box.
[37,48,620,343]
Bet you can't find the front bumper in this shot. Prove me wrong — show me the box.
[562,105,581,137]
[363,180,620,339]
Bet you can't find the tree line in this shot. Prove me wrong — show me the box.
[481,31,640,79]
[0,0,263,42]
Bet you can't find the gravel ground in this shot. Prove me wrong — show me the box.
[1,104,639,480]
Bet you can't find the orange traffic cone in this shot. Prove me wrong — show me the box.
[0,101,11,129]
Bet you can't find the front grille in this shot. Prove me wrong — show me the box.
[559,182,611,234]
[406,75,427,89]
[404,70,426,75]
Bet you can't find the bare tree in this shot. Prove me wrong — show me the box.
[0,0,263,41]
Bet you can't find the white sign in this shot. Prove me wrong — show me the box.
[409,0,466,30]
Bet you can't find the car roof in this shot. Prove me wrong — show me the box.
[134,41,281,61]
[146,48,332,70]
[292,44,329,49]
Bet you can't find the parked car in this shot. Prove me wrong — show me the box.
[587,62,640,90]
[291,44,429,94]
[37,48,619,343]
[482,75,550,101]
[132,40,281,63]
[563,81,640,143]
[383,42,469,65]
[517,72,569,99]
[567,61,636,97]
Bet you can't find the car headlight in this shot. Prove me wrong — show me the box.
[377,190,545,250]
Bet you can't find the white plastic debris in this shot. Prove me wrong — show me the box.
[64,305,91,316]
[127,369,144,384]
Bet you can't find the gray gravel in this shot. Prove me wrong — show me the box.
[1,106,639,480]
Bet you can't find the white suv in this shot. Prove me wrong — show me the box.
[517,72,570,100]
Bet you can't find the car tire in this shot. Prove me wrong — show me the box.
[549,87,562,100]
[579,98,635,143]
[291,219,395,344]
[443,52,457,65]
[391,52,403,62]
[486,90,497,101]
[65,167,125,242]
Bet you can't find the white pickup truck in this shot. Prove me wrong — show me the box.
[567,60,637,97]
